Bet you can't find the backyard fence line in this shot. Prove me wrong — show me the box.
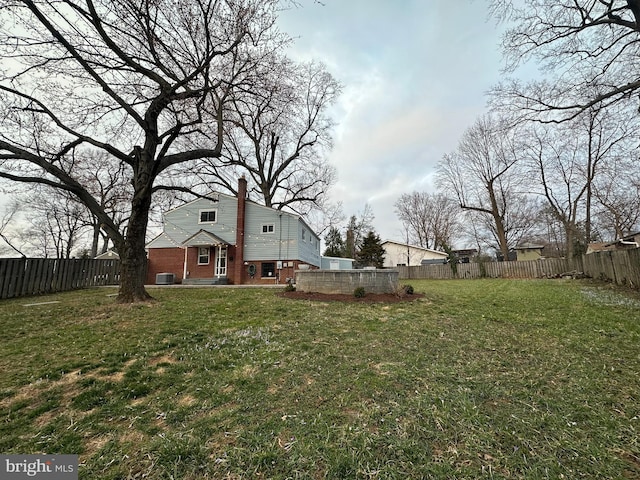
[0,258,120,300]
[581,248,640,288]
[0,249,637,300]
[398,250,640,288]
[397,257,575,281]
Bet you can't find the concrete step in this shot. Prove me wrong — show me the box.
[182,277,228,285]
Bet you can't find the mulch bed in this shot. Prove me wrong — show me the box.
[279,290,425,303]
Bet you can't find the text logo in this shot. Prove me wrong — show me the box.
[1,455,78,479]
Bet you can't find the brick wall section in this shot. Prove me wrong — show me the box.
[185,248,215,279]
[295,270,399,294]
[236,261,309,286]
[147,247,310,285]
[146,247,184,284]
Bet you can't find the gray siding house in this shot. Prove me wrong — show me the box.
[146,177,321,285]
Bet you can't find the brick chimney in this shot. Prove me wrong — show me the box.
[234,176,247,284]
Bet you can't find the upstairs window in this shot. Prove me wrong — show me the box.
[262,224,275,234]
[199,209,217,224]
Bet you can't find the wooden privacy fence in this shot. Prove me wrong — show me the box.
[398,251,640,289]
[581,248,640,288]
[0,258,120,300]
[397,258,575,281]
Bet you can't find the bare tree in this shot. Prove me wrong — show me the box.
[521,103,632,257]
[437,115,527,259]
[0,0,286,302]
[489,0,640,121]
[190,58,340,215]
[394,192,460,250]
[0,201,27,257]
[18,188,88,258]
[75,151,131,257]
[594,155,640,238]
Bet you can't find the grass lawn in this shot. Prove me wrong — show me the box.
[1,279,639,479]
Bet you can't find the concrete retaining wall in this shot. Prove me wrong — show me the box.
[295,269,399,295]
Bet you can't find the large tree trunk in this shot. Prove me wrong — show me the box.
[117,202,152,303]
[116,159,154,303]
[91,221,100,258]
[488,181,510,260]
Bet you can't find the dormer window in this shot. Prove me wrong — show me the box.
[199,209,217,224]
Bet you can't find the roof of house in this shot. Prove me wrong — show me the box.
[146,188,324,251]
[94,249,119,259]
[182,229,228,247]
[160,193,320,242]
[515,243,545,250]
[452,248,478,255]
[146,232,184,249]
[381,240,448,257]
[586,242,611,254]
[621,231,640,242]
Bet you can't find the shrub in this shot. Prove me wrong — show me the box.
[284,283,295,292]
[354,287,366,298]
[402,284,414,295]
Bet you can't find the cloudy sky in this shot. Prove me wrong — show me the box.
[278,0,508,243]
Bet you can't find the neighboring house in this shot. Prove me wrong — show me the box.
[514,244,545,262]
[587,231,640,254]
[451,248,478,264]
[95,250,119,260]
[321,256,354,270]
[381,240,448,267]
[146,177,321,285]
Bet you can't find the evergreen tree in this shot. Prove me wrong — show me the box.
[344,206,374,259]
[357,231,385,268]
[323,226,345,257]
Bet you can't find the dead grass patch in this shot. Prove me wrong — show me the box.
[178,395,197,407]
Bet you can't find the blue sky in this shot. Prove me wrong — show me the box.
[278,0,507,243]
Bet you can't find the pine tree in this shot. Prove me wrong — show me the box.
[323,226,345,257]
[357,231,385,268]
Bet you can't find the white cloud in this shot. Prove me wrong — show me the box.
[278,0,506,242]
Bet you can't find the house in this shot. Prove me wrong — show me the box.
[514,243,545,261]
[451,248,478,264]
[586,231,640,254]
[320,256,354,270]
[381,240,448,268]
[95,249,119,260]
[145,177,321,285]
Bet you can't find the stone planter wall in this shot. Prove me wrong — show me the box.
[295,269,399,295]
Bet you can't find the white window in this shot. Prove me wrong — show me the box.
[199,209,217,224]
[302,229,306,241]
[262,224,275,234]
[198,247,210,265]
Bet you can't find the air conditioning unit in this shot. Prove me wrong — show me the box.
[155,273,175,285]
